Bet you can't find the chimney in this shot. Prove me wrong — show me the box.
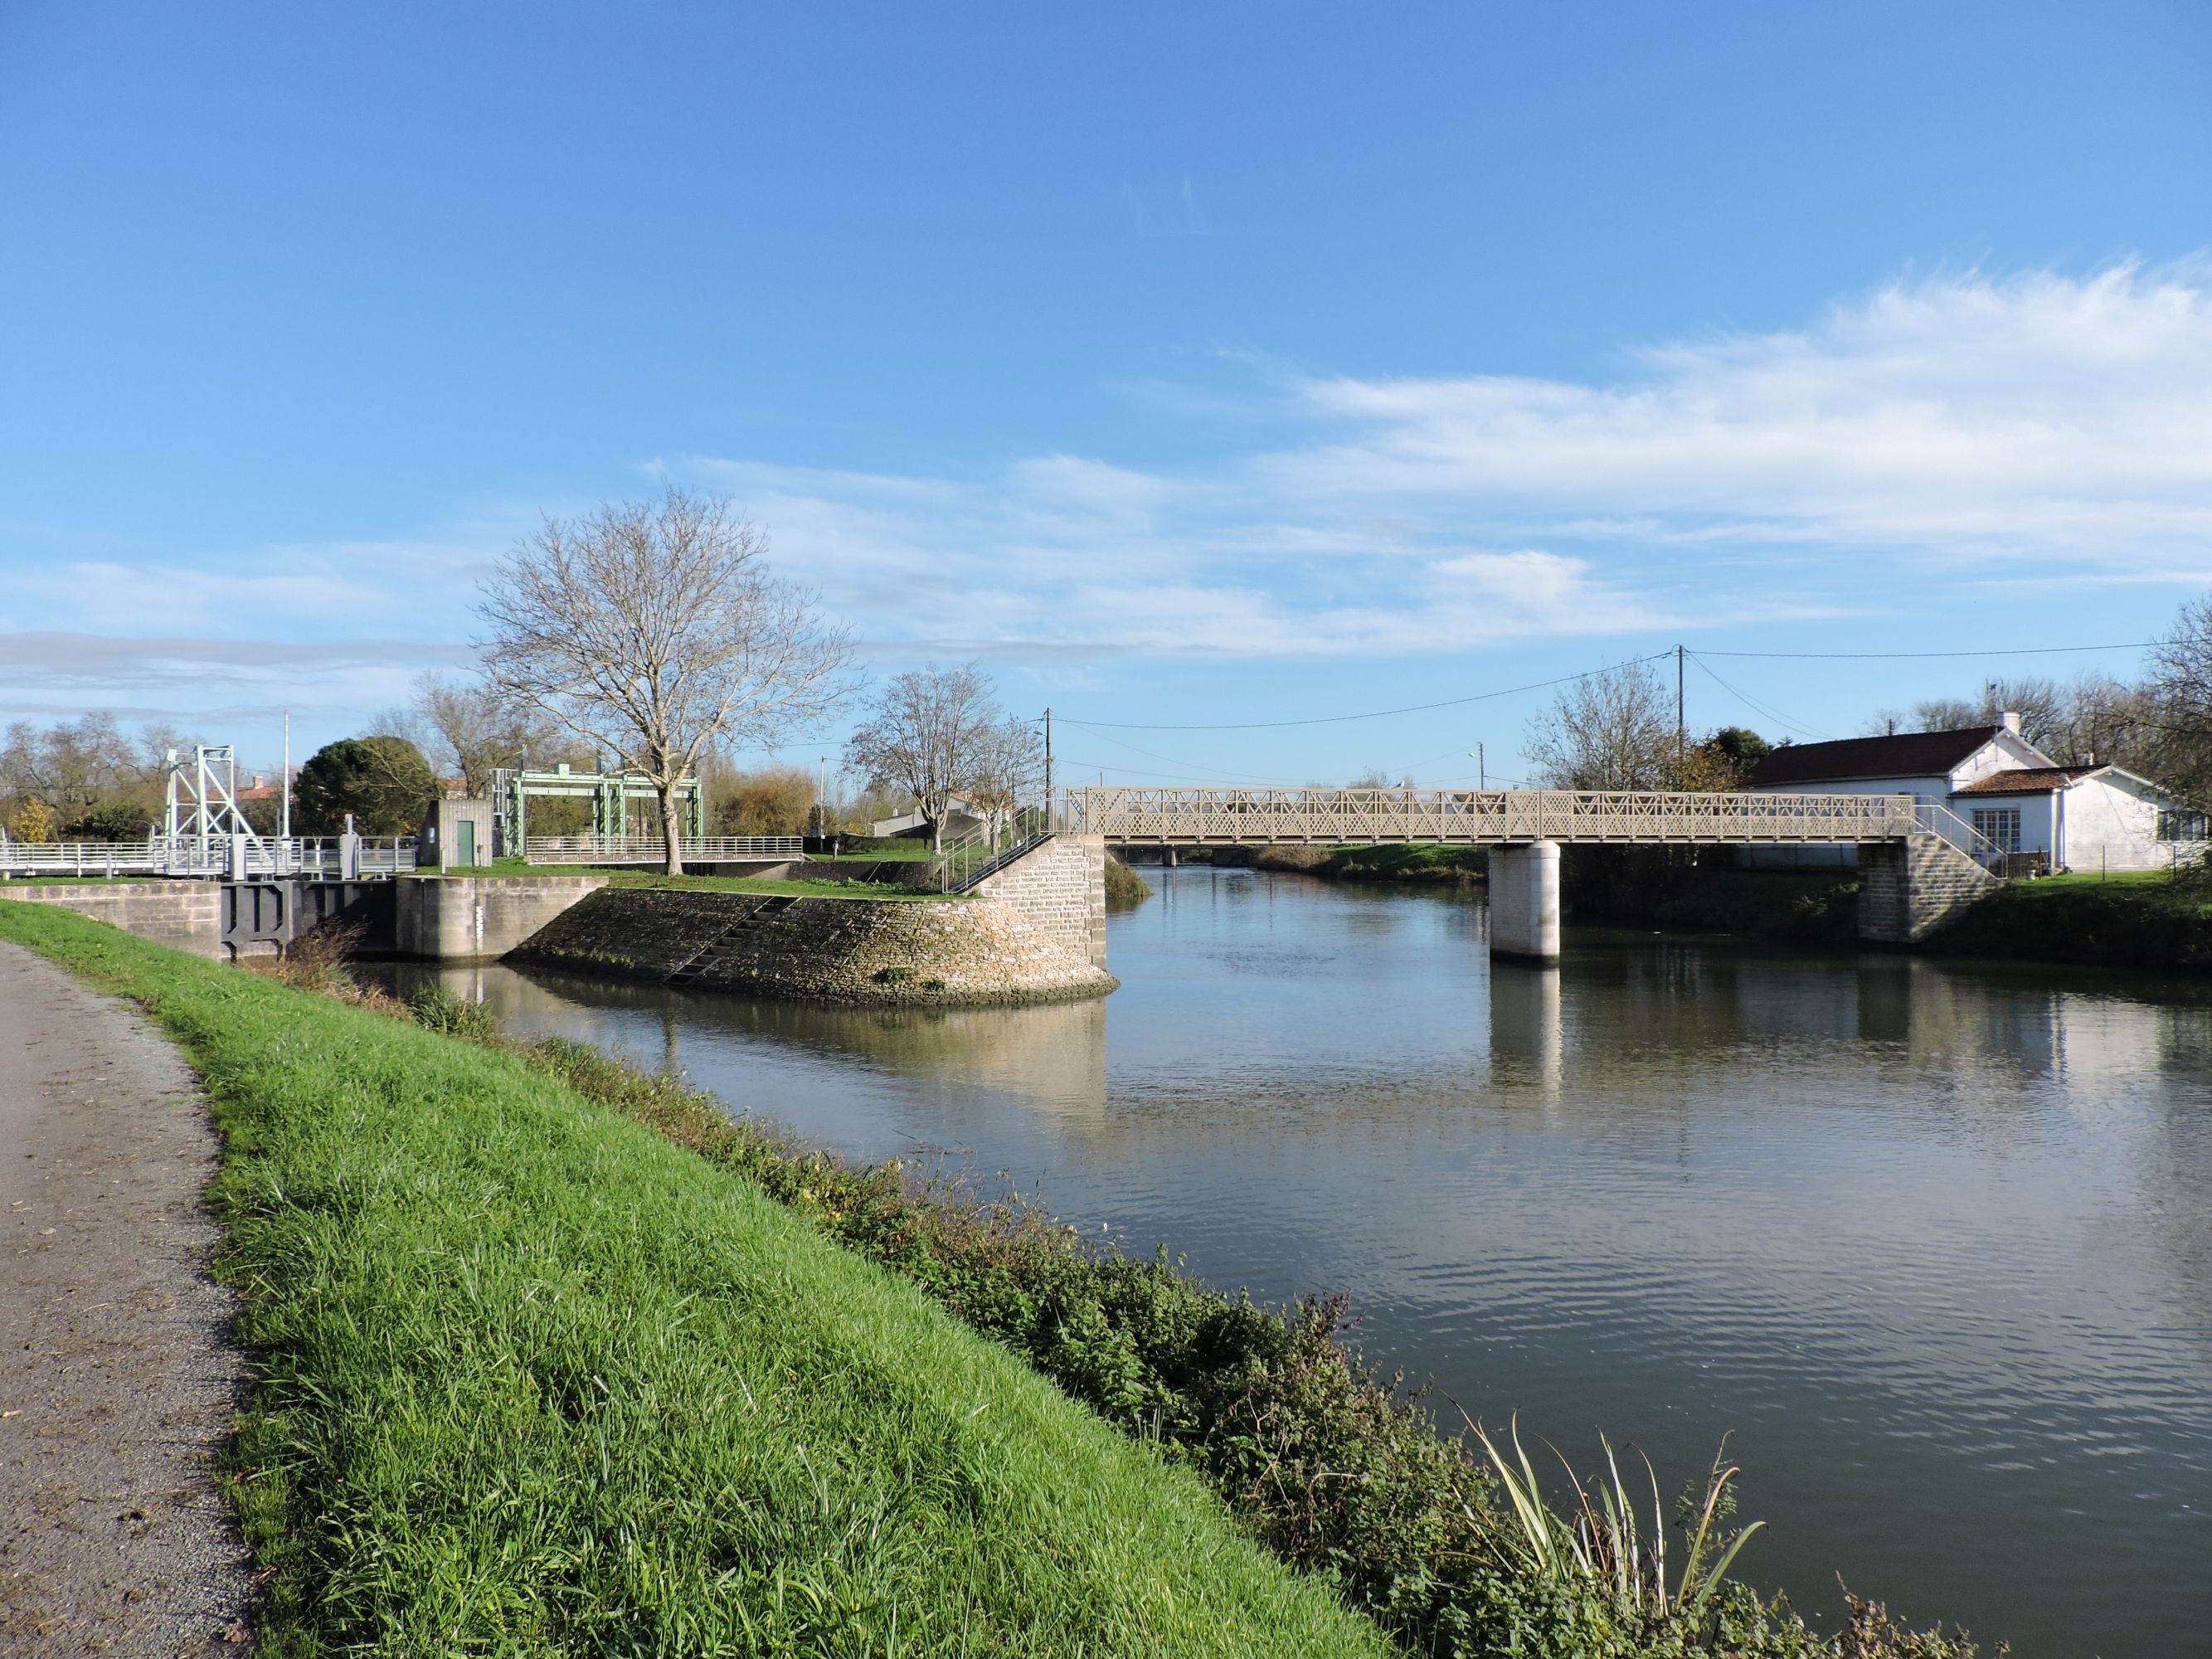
[1999,710,2021,735]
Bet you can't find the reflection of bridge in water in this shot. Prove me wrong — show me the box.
[1064,786,2005,960]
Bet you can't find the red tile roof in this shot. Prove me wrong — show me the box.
[1951,765,2104,795]
[1747,727,2005,787]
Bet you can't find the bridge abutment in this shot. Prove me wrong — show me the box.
[1488,840,1562,961]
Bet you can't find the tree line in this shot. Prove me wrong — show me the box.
[4,489,1044,868]
[1520,596,2212,802]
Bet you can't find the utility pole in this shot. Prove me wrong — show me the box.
[280,708,291,841]
[1043,708,1053,823]
[1675,645,1686,778]
[1467,743,1485,790]
[817,755,829,840]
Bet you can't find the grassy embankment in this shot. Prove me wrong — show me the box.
[422,859,962,901]
[6,898,1999,1658]
[1208,844,1489,883]
[1923,867,2212,971]
[0,900,1381,1657]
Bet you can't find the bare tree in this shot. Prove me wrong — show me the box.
[2147,591,2212,803]
[478,489,854,873]
[844,663,1033,849]
[966,712,1046,837]
[1525,662,1677,790]
[403,673,564,796]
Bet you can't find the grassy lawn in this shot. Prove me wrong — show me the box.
[0,900,1384,1657]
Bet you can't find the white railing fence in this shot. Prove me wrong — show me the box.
[523,834,804,865]
[1062,786,1943,847]
[0,834,416,879]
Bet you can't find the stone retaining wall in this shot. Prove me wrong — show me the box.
[0,883,223,961]
[1857,836,2001,943]
[512,884,1116,1005]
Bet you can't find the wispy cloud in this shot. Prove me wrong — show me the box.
[7,265,2208,698]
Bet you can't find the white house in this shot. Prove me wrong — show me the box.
[1746,713,2206,873]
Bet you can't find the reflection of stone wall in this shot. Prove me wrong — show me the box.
[511,885,1116,1005]
[0,883,221,960]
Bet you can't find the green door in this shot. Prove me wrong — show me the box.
[454,820,475,868]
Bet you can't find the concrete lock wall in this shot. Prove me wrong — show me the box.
[1856,837,2000,943]
[393,875,607,960]
[0,883,225,961]
[1488,840,1562,961]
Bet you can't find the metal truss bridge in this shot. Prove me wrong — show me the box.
[1062,786,2004,868]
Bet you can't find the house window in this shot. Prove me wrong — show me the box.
[1971,807,2022,852]
[2158,808,2209,842]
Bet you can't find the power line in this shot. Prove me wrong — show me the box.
[1697,641,2155,660]
[1685,651,1834,741]
[1060,652,1675,732]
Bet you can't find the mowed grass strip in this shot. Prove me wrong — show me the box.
[0,902,1388,1658]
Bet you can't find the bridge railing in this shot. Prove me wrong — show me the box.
[936,806,1053,893]
[0,834,416,879]
[523,834,804,865]
[1062,786,1944,847]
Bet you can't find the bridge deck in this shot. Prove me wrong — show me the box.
[1065,786,1997,860]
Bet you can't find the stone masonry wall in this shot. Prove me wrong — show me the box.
[0,883,223,961]
[511,883,1116,1005]
[974,834,1110,971]
[1857,837,2001,944]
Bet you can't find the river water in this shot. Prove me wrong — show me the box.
[381,866,2212,1657]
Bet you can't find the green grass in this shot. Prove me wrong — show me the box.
[1928,865,2212,971]
[0,902,1386,1657]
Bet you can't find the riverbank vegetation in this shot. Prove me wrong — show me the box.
[15,902,1986,1657]
[1927,864,2212,971]
[0,901,1383,1657]
[1103,854,1151,907]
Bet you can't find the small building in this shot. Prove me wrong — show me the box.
[418,797,495,869]
[1747,713,2206,873]
[868,794,990,841]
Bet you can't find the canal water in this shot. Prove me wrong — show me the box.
[381,866,2212,1657]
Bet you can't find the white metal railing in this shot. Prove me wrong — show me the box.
[1908,802,2009,874]
[524,834,804,865]
[936,807,1053,893]
[1064,786,1971,850]
[0,834,416,879]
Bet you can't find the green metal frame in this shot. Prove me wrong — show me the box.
[503,763,703,848]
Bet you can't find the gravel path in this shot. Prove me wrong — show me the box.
[0,941,254,1655]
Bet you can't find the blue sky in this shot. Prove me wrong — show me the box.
[3,2,2210,786]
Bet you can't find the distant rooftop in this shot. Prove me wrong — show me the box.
[1747,726,2008,787]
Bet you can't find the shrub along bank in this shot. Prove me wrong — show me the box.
[0,902,1383,1658]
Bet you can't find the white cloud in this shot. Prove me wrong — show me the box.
[9,265,2208,686]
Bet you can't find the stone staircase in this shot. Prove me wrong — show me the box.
[664,895,796,986]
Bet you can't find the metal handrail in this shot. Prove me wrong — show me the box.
[937,807,1053,893]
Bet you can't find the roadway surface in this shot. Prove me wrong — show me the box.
[0,942,253,1654]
